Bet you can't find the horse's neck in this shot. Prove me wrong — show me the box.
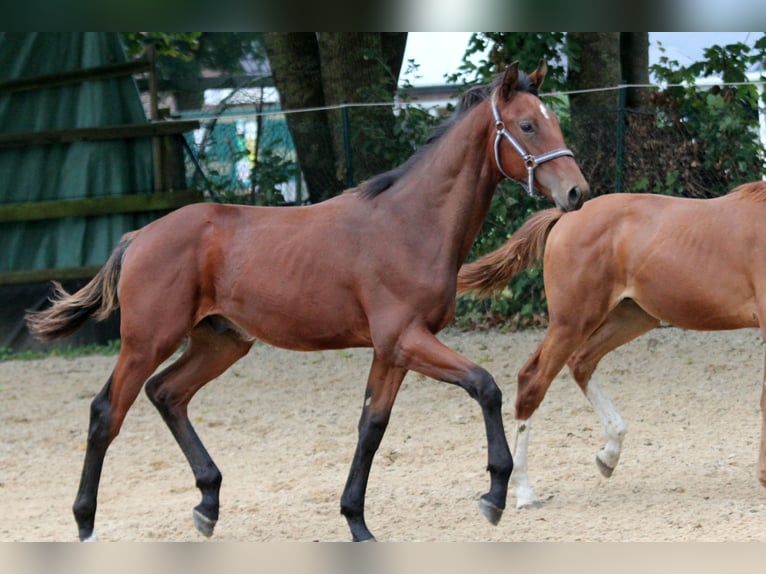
[392,108,499,263]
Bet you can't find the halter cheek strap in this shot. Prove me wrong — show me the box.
[491,92,575,198]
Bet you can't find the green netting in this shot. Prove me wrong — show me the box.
[0,32,155,273]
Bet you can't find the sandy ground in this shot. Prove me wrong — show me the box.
[1,326,765,542]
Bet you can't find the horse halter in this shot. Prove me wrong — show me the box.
[491,91,575,198]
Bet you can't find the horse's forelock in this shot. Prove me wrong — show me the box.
[457,70,535,112]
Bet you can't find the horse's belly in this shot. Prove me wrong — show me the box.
[630,284,759,331]
[223,298,373,351]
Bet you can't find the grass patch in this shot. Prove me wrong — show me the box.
[0,339,121,362]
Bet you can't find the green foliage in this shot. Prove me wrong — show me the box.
[120,32,264,73]
[636,39,766,198]
[250,148,295,205]
[120,32,201,60]
[389,101,448,165]
[447,33,569,92]
[193,127,296,207]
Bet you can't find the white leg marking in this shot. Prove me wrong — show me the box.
[511,419,542,508]
[82,531,98,542]
[586,377,626,474]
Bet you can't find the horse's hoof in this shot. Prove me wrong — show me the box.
[80,531,98,542]
[479,496,504,525]
[193,509,217,538]
[596,455,615,478]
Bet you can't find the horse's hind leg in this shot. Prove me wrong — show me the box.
[144,317,252,538]
[566,299,659,478]
[73,336,183,541]
[759,348,766,486]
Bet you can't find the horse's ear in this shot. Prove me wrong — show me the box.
[500,61,520,100]
[529,59,548,91]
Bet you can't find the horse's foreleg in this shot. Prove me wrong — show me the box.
[145,322,252,538]
[395,327,513,528]
[510,418,542,509]
[513,320,605,509]
[341,354,406,542]
[513,370,547,511]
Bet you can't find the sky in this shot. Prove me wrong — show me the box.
[400,32,760,87]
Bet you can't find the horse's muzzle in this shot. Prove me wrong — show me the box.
[567,185,586,211]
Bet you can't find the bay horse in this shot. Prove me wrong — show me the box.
[25,61,588,541]
[457,183,766,509]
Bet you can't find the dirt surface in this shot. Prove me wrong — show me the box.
[1,326,765,542]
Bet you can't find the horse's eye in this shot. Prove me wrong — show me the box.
[519,122,534,134]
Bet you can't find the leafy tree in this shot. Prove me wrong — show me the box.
[121,32,266,110]
[628,36,766,198]
[120,32,202,60]
[449,32,570,91]
[567,32,622,196]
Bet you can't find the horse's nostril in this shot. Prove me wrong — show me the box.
[568,186,583,209]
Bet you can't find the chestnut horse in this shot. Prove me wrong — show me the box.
[25,61,588,541]
[458,182,766,509]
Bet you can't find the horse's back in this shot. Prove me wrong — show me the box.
[117,198,377,350]
[548,191,761,254]
[546,192,764,330]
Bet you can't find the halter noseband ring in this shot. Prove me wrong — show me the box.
[491,91,574,198]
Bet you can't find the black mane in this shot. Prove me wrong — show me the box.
[357,70,537,199]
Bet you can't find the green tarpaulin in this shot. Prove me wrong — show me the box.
[0,32,154,275]
[0,33,174,349]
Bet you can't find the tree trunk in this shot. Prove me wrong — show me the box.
[620,32,649,109]
[567,32,621,195]
[317,33,405,185]
[381,33,408,90]
[265,33,407,200]
[263,33,344,203]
